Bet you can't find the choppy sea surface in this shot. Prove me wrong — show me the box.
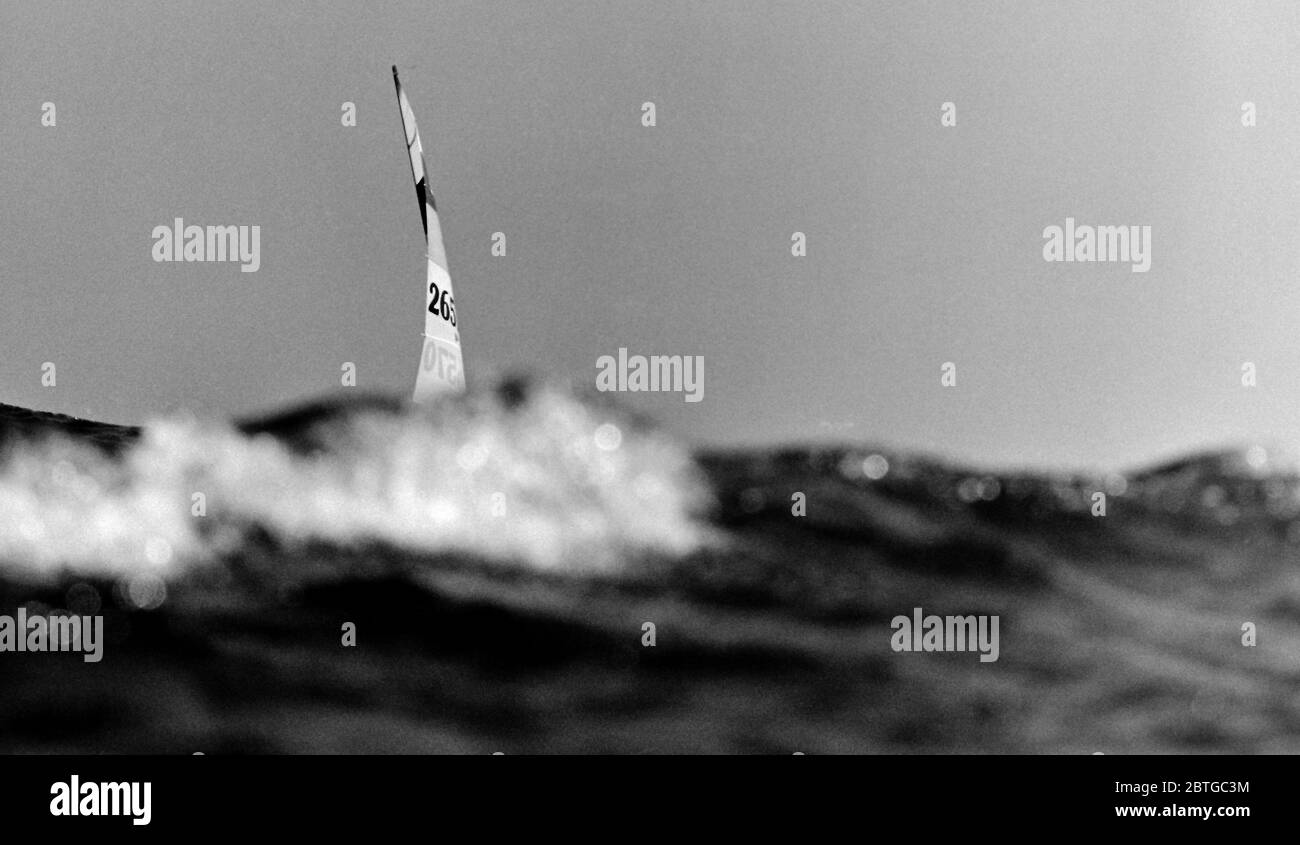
[1,377,1298,753]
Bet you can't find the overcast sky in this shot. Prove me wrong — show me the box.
[3,0,1299,472]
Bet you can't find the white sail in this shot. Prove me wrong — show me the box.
[393,66,465,401]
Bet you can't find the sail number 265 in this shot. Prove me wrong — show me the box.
[429,281,457,326]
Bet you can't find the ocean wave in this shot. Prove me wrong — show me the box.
[0,380,714,584]
[4,391,1300,752]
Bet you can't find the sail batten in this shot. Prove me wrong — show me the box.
[393,65,465,401]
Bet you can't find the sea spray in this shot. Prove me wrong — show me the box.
[0,382,713,583]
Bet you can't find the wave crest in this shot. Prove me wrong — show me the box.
[0,382,713,583]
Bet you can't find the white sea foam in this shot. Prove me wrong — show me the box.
[0,385,712,583]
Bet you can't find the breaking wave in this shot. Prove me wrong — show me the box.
[0,380,713,584]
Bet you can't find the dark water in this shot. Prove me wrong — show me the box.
[1,379,1297,753]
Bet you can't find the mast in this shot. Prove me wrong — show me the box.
[393,65,465,401]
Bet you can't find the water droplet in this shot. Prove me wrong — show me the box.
[977,476,1001,501]
[456,441,488,471]
[144,536,173,567]
[126,574,167,610]
[66,583,101,615]
[862,454,889,481]
[594,423,622,452]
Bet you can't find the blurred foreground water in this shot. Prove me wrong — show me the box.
[1,378,1298,753]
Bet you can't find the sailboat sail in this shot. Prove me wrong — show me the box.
[393,65,465,402]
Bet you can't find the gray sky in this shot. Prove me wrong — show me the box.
[3,0,1299,472]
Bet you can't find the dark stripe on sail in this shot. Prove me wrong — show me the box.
[393,66,436,240]
[417,177,437,214]
[415,178,430,234]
